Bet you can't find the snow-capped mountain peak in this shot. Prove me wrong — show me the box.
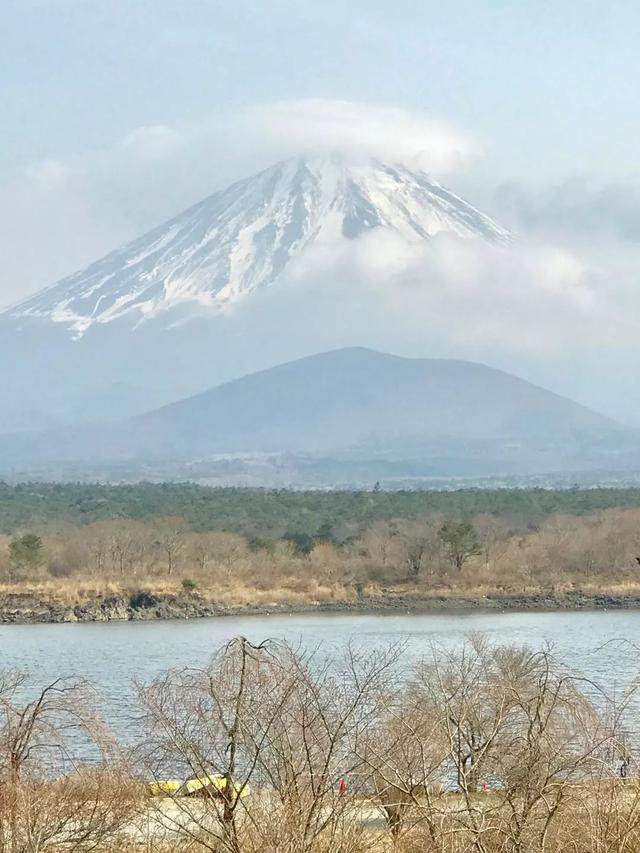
[6,154,510,335]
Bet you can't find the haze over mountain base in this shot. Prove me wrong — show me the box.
[1,348,637,488]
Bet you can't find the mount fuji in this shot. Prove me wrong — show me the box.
[0,154,510,430]
[7,155,509,335]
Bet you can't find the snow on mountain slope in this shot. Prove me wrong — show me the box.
[5,155,510,336]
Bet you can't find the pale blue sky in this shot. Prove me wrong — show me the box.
[3,0,640,184]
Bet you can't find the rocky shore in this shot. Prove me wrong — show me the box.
[0,588,638,624]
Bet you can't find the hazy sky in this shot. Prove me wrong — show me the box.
[4,0,640,182]
[3,0,640,421]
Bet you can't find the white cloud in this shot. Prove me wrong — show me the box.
[211,223,640,423]
[0,163,122,310]
[241,99,481,175]
[279,230,608,357]
[496,176,640,245]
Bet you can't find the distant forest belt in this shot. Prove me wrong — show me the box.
[2,482,640,537]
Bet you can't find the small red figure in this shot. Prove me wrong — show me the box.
[338,778,347,796]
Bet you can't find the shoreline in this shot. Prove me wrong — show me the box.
[1,589,640,624]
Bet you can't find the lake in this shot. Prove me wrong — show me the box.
[2,609,639,736]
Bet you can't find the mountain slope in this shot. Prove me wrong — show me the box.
[126,347,615,456]
[0,349,627,484]
[4,156,509,337]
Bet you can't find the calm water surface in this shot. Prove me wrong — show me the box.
[1,610,639,734]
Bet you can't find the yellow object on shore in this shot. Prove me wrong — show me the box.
[147,774,250,799]
[178,775,250,798]
[147,779,183,796]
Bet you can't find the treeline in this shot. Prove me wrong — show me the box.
[3,506,640,600]
[2,637,640,851]
[3,482,640,539]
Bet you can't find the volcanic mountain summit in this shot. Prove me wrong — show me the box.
[6,155,510,336]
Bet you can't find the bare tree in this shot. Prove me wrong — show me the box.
[189,533,213,575]
[139,637,401,853]
[139,636,296,852]
[107,521,145,578]
[0,670,140,852]
[352,636,630,853]
[248,642,401,852]
[154,518,187,577]
[396,517,442,579]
